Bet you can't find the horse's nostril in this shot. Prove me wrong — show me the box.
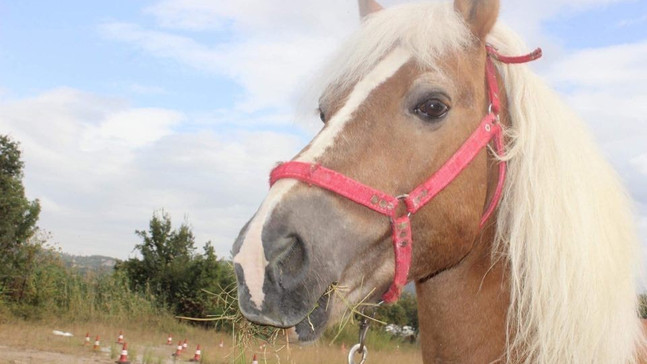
[278,235,306,274]
[268,234,308,289]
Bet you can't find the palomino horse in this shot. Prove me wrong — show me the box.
[232,0,646,362]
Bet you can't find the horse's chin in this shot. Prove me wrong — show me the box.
[290,282,387,343]
[291,291,334,342]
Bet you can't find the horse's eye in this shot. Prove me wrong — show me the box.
[319,109,326,123]
[414,99,449,121]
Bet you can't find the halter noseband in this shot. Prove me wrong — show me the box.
[269,45,542,303]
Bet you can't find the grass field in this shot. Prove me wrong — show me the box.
[0,318,422,363]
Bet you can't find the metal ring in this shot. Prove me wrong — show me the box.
[488,104,501,123]
[348,343,368,364]
[394,194,412,218]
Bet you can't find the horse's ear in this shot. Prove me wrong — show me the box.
[358,0,383,19]
[454,0,499,40]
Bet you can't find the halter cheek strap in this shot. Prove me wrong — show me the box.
[270,113,502,302]
[269,45,542,303]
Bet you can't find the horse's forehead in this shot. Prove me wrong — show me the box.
[322,50,478,116]
[402,53,481,110]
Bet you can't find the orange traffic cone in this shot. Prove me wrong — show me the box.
[172,341,182,357]
[189,344,201,362]
[182,338,188,351]
[116,330,124,344]
[93,335,100,351]
[252,353,258,364]
[83,332,90,346]
[166,333,173,345]
[116,342,131,364]
[218,339,224,348]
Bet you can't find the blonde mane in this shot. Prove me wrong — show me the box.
[316,2,645,363]
[488,25,645,363]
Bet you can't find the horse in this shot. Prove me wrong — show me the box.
[231,0,647,362]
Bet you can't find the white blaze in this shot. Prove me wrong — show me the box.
[233,47,412,309]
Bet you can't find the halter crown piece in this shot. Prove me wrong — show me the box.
[270,45,542,303]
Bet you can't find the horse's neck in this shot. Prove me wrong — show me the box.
[415,225,509,363]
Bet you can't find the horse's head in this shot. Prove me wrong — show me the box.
[232,0,503,341]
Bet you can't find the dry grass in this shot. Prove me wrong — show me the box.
[0,318,422,363]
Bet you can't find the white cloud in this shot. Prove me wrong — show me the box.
[100,22,338,113]
[639,214,647,232]
[144,0,358,36]
[546,41,647,90]
[99,22,219,69]
[539,40,647,256]
[632,155,647,176]
[82,108,184,150]
[499,0,632,44]
[616,14,647,28]
[0,87,304,258]
[542,41,647,149]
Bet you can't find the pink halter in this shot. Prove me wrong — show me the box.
[270,45,542,303]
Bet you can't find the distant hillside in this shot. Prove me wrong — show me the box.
[59,253,117,275]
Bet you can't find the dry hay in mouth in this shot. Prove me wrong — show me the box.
[177,264,386,359]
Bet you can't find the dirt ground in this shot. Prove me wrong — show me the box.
[0,343,201,364]
[0,345,115,364]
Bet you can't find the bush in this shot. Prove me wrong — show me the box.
[116,211,235,325]
[375,292,418,331]
[0,238,168,324]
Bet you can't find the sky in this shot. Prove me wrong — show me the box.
[0,0,646,263]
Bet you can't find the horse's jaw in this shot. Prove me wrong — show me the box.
[290,268,393,342]
[237,269,391,343]
[291,290,336,342]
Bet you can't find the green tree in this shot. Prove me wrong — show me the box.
[0,135,41,255]
[118,211,193,305]
[117,211,234,324]
[375,292,418,330]
[0,135,41,299]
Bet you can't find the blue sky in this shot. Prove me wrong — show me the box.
[0,0,646,263]
[0,1,241,111]
[544,0,647,48]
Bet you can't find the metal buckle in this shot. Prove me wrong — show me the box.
[394,194,412,219]
[487,104,500,123]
